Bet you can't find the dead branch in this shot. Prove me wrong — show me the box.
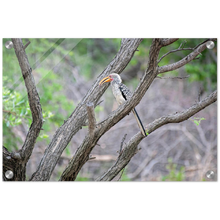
[59,154,117,162]
[156,75,190,80]
[24,40,31,49]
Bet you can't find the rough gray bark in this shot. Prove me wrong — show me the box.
[86,102,96,139]
[12,39,43,163]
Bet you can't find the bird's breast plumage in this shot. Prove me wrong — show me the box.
[111,82,132,105]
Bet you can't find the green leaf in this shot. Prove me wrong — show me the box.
[190,117,206,126]
[65,147,71,156]
[194,120,199,126]
[40,134,49,139]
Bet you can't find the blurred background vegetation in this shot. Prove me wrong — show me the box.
[2,38,217,181]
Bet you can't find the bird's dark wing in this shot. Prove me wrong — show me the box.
[119,83,132,101]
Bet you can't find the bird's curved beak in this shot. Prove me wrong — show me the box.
[99,76,112,86]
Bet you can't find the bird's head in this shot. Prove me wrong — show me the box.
[99,73,122,86]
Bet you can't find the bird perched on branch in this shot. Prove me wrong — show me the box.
[99,73,147,136]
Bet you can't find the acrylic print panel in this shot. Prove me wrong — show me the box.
[0,35,219,184]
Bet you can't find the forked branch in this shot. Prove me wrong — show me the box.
[158,39,217,74]
[12,39,43,164]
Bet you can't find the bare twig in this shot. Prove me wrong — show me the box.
[88,155,96,160]
[24,40,31,49]
[86,102,96,138]
[60,154,117,162]
[158,38,217,74]
[158,43,193,64]
[156,75,189,80]
[96,99,104,106]
[119,134,127,154]
[115,134,127,164]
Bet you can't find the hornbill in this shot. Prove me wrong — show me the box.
[99,73,147,136]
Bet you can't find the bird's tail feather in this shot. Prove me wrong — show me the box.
[132,108,147,136]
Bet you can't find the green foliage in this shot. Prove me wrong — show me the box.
[145,130,149,135]
[3,80,55,149]
[65,146,71,156]
[3,85,30,127]
[190,117,206,126]
[185,63,217,89]
[162,158,185,181]
[3,84,30,151]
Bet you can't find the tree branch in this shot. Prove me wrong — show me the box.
[97,90,217,181]
[118,134,127,155]
[59,39,162,181]
[158,40,194,63]
[158,39,215,74]
[86,102,96,139]
[3,39,43,181]
[156,75,190,80]
[160,38,179,46]
[24,40,31,49]
[30,38,143,181]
